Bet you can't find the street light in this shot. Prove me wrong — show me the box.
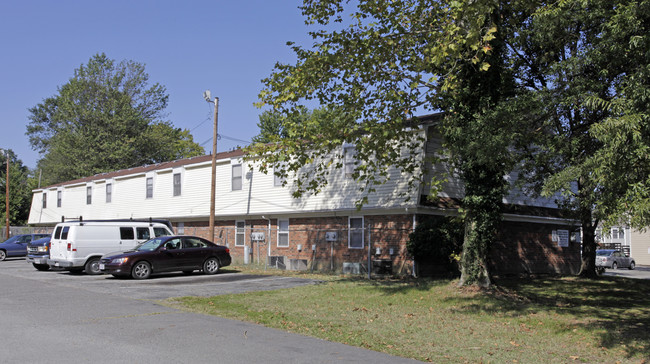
[203,91,219,241]
[0,149,9,240]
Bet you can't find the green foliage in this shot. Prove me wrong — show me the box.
[26,53,204,185]
[407,216,463,267]
[0,150,35,225]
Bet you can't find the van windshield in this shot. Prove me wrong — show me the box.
[135,238,166,252]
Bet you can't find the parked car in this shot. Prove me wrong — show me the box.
[99,235,231,279]
[0,233,51,261]
[596,249,635,270]
[26,237,52,271]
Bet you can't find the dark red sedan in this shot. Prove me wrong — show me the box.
[99,235,231,279]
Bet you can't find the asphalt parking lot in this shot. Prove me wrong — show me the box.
[602,264,650,280]
[0,257,321,300]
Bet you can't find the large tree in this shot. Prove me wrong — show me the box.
[511,0,650,277]
[252,0,522,286]
[1,150,35,226]
[26,53,203,185]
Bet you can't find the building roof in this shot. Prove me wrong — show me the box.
[36,149,245,191]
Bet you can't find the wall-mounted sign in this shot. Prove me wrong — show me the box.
[557,229,569,247]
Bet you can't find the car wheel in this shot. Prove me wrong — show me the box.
[611,262,618,270]
[0,250,6,261]
[203,257,220,275]
[629,261,635,270]
[33,263,50,271]
[132,261,151,279]
[85,258,102,275]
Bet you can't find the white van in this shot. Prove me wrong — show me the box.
[47,219,173,275]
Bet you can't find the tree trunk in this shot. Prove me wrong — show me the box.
[458,215,492,288]
[578,207,598,278]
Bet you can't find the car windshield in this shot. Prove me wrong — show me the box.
[596,250,613,256]
[134,238,166,252]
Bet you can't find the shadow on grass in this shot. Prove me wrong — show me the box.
[328,274,650,359]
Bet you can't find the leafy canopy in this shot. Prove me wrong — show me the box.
[26,53,204,185]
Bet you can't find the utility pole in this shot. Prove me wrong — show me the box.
[204,91,219,241]
[2,150,9,239]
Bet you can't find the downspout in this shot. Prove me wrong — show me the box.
[262,216,271,270]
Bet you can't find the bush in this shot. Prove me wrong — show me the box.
[407,216,464,271]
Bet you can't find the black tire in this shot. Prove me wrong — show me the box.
[612,262,618,270]
[85,258,102,275]
[629,261,635,270]
[203,257,220,275]
[0,250,6,261]
[33,263,50,271]
[132,261,151,279]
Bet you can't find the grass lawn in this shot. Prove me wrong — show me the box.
[166,267,650,363]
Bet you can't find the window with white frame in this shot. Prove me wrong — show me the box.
[57,190,62,208]
[232,164,242,191]
[277,219,289,247]
[235,221,245,246]
[106,183,112,203]
[42,193,47,208]
[173,173,181,196]
[349,217,364,249]
[274,164,286,187]
[86,186,92,205]
[146,177,153,199]
[344,145,356,178]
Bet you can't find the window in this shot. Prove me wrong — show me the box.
[42,193,47,208]
[274,164,286,187]
[61,226,70,240]
[173,173,181,196]
[349,217,364,249]
[235,221,245,246]
[86,186,92,205]
[54,227,62,239]
[184,237,208,248]
[146,177,153,199]
[344,145,356,177]
[57,190,62,208]
[154,227,171,237]
[278,219,289,247]
[106,183,112,203]
[120,227,135,240]
[232,164,242,190]
[136,227,150,240]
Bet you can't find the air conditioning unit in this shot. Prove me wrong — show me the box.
[288,259,308,271]
[342,262,361,274]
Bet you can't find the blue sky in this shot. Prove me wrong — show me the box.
[0,0,312,169]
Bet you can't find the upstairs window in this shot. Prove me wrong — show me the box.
[344,145,356,178]
[173,173,181,196]
[146,177,153,199]
[42,193,47,208]
[86,186,92,205]
[57,190,62,208]
[232,164,242,191]
[274,164,286,187]
[106,183,112,203]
